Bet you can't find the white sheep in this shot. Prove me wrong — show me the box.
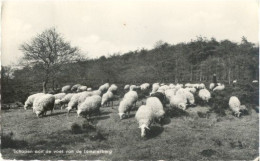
[124,84,130,90]
[77,95,102,118]
[129,85,137,91]
[90,90,102,96]
[33,94,55,117]
[56,93,75,109]
[124,90,138,104]
[67,91,92,112]
[213,84,225,91]
[101,91,114,108]
[87,88,92,91]
[165,89,176,103]
[150,83,160,95]
[98,83,110,93]
[169,83,175,89]
[135,105,154,137]
[176,88,195,106]
[140,83,150,90]
[209,83,215,90]
[198,89,211,102]
[199,83,205,89]
[233,80,237,83]
[118,92,138,119]
[24,93,45,110]
[53,93,66,100]
[61,85,71,93]
[185,91,195,105]
[169,94,187,110]
[71,84,82,92]
[185,87,196,94]
[229,96,242,117]
[185,83,191,88]
[176,88,186,95]
[146,97,165,123]
[108,84,118,93]
[252,80,258,83]
[77,86,88,92]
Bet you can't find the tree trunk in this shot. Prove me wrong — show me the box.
[43,82,47,94]
[199,64,202,82]
[175,58,178,83]
[190,65,193,82]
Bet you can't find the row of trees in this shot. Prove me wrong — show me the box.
[1,28,259,103]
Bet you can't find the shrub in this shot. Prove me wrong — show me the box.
[71,123,82,134]
[1,132,27,149]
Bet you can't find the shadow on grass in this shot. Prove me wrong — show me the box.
[161,117,171,125]
[165,107,189,118]
[1,132,28,149]
[50,111,68,116]
[90,115,110,121]
[101,111,112,115]
[146,126,164,139]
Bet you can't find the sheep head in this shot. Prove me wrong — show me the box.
[139,124,150,137]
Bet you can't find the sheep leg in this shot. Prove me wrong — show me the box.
[111,101,114,109]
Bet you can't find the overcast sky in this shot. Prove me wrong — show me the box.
[1,0,259,66]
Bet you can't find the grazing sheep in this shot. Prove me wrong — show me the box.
[176,88,186,96]
[198,89,211,102]
[135,105,154,137]
[213,84,225,91]
[185,87,196,94]
[140,83,150,90]
[185,83,191,88]
[199,83,205,89]
[175,84,182,90]
[53,93,66,100]
[185,91,195,105]
[90,90,102,96]
[118,93,138,119]
[176,88,195,105]
[87,88,92,91]
[165,89,176,103]
[98,83,110,93]
[67,92,92,113]
[146,97,165,123]
[101,91,114,108]
[233,80,237,83]
[77,86,88,92]
[150,83,160,95]
[108,84,118,93]
[24,93,45,110]
[77,95,102,118]
[61,85,71,93]
[209,83,215,90]
[124,84,130,90]
[56,93,75,109]
[158,85,170,91]
[130,85,137,91]
[170,94,187,110]
[169,84,175,89]
[150,92,166,106]
[33,94,55,117]
[252,80,258,83]
[229,96,243,117]
[71,84,81,92]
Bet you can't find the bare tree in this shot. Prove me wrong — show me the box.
[20,27,84,93]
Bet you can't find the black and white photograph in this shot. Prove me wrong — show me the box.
[1,0,259,160]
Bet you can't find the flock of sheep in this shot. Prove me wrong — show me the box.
[23,81,253,137]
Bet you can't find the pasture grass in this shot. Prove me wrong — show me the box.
[1,97,259,160]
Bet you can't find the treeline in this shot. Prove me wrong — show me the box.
[1,36,259,103]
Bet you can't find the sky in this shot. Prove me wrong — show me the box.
[1,0,259,66]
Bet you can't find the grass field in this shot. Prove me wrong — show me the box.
[1,99,259,160]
